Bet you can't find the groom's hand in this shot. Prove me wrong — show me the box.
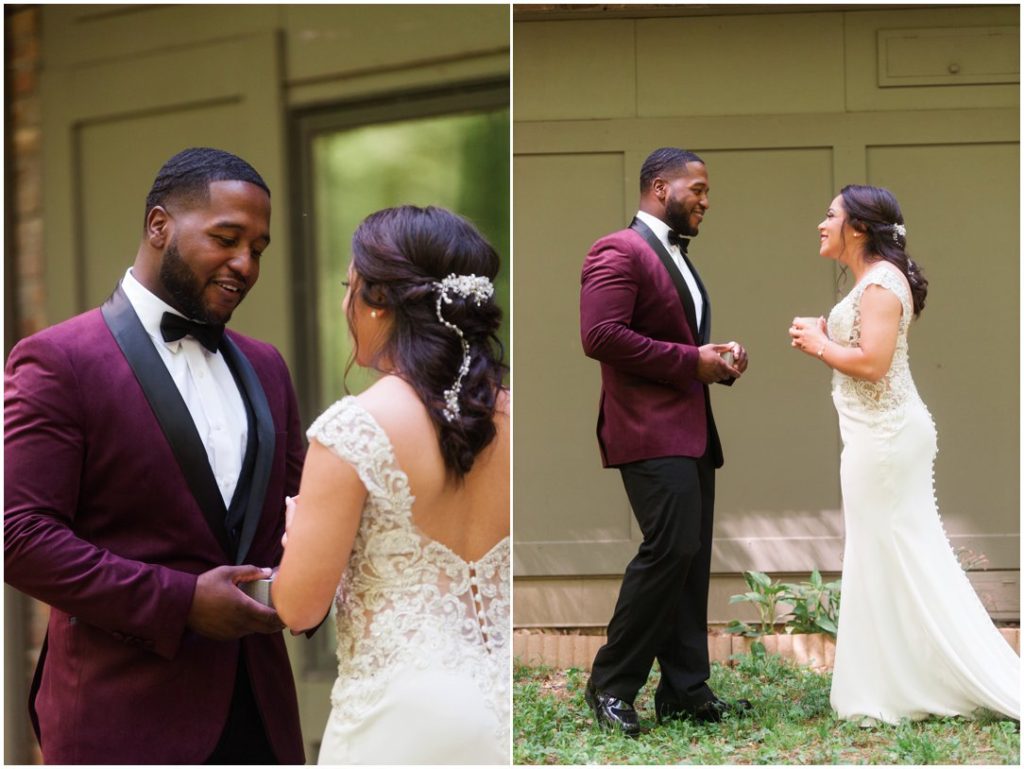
[727,341,749,374]
[187,565,286,640]
[696,343,742,383]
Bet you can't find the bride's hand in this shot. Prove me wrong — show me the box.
[789,316,829,357]
[282,495,298,548]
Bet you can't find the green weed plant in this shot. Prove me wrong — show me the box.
[726,570,842,638]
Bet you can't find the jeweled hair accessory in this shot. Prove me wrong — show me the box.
[433,273,494,421]
[892,223,907,242]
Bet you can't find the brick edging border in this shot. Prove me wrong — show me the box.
[513,628,1021,671]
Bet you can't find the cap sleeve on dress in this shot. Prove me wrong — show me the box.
[306,396,401,500]
[860,266,913,319]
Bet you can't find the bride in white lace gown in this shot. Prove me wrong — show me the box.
[272,206,510,764]
[790,185,1019,726]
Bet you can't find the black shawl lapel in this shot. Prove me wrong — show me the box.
[630,218,700,339]
[220,336,275,565]
[101,285,233,557]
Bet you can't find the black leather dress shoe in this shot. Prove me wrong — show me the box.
[585,678,642,737]
[657,695,753,724]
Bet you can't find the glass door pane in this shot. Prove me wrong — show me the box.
[310,107,509,408]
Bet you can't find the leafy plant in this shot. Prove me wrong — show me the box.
[725,571,789,637]
[780,569,842,637]
[954,546,989,572]
[726,570,842,638]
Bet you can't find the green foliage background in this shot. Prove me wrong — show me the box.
[313,108,510,406]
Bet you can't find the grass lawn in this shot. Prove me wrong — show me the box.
[513,650,1020,765]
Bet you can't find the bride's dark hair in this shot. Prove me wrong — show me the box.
[839,184,928,317]
[347,205,506,480]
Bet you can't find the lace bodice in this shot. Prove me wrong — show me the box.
[307,397,510,739]
[827,264,919,429]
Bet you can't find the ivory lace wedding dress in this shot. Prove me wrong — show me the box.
[826,263,1019,725]
[308,397,510,764]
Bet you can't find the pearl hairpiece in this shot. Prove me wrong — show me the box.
[892,223,907,242]
[433,274,494,421]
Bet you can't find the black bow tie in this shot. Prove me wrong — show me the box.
[667,230,689,254]
[160,312,224,353]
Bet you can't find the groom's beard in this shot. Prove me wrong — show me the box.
[159,239,245,325]
[665,196,702,237]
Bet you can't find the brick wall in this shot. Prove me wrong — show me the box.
[6,6,47,763]
[8,6,46,338]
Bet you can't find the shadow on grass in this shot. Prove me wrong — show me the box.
[513,651,1020,765]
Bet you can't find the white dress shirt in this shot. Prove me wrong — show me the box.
[635,210,704,329]
[121,268,248,507]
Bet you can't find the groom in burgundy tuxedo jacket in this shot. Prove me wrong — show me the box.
[5,148,307,763]
[580,148,750,735]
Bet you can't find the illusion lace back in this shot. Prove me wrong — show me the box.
[308,397,510,764]
[826,263,1019,725]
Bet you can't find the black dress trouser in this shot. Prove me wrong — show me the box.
[590,451,716,710]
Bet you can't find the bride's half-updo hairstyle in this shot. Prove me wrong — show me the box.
[347,205,506,480]
[839,184,928,317]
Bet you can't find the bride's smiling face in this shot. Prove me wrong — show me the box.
[817,194,863,264]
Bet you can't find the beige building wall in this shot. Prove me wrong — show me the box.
[513,5,1019,627]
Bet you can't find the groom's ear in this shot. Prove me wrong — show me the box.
[146,206,172,249]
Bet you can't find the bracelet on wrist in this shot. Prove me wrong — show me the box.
[817,341,827,359]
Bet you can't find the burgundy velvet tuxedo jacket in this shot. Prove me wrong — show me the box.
[4,286,307,764]
[580,219,724,469]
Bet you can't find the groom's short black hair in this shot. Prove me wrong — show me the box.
[640,147,705,192]
[143,147,270,227]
